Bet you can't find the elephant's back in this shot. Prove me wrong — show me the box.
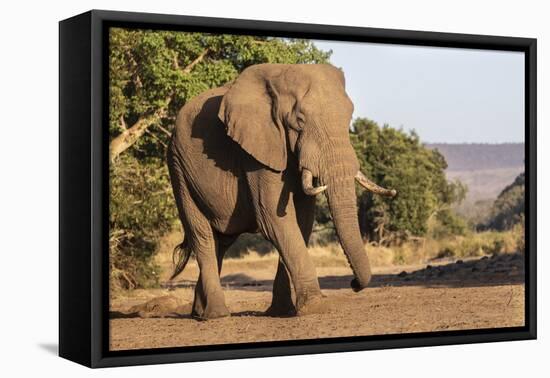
[172,85,239,171]
[174,86,229,139]
[170,86,253,233]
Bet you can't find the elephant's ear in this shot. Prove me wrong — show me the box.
[218,66,287,172]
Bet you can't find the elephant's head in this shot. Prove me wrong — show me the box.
[218,64,396,291]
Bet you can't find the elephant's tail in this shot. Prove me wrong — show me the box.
[169,237,193,280]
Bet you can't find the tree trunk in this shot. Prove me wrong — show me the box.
[109,113,161,163]
[109,48,211,162]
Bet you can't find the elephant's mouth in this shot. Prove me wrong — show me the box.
[301,167,396,291]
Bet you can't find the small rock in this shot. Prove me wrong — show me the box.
[475,261,488,270]
[512,260,524,268]
[243,281,261,287]
[398,271,407,277]
[446,264,458,272]
[456,259,464,264]
[426,265,433,270]
[481,256,489,260]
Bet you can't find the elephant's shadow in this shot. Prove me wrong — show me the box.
[110,254,524,320]
[163,252,524,293]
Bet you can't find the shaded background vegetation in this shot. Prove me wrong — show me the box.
[109,28,525,290]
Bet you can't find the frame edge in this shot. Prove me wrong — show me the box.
[59,11,93,368]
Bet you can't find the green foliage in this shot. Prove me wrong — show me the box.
[350,118,467,243]
[109,29,331,158]
[109,28,331,289]
[482,172,525,231]
[430,208,469,239]
[225,233,274,258]
[109,154,177,289]
[311,118,468,246]
[512,218,526,254]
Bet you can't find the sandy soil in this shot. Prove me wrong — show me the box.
[109,253,525,351]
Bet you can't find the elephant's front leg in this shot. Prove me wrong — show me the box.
[266,195,316,317]
[265,258,296,316]
[249,171,325,316]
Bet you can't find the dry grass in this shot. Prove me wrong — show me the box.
[152,228,523,282]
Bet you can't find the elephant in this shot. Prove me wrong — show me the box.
[167,63,396,320]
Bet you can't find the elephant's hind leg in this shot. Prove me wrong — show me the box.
[188,222,231,320]
[192,233,236,317]
[167,151,229,320]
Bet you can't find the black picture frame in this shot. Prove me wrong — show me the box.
[59,9,537,368]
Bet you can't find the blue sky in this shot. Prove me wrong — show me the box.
[313,40,525,144]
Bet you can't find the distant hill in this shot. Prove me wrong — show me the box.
[425,143,525,215]
[426,143,524,171]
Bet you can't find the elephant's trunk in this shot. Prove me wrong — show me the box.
[322,166,373,291]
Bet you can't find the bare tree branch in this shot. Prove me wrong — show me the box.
[109,96,171,162]
[109,49,209,162]
[181,48,210,74]
[119,115,127,130]
[154,123,172,137]
[110,115,159,163]
[144,128,168,148]
[172,52,180,70]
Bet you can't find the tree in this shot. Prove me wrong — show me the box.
[482,172,525,231]
[342,118,465,243]
[109,28,331,289]
[312,118,467,245]
[109,28,331,162]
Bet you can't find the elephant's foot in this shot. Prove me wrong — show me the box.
[191,291,230,320]
[295,291,328,316]
[203,303,231,319]
[264,301,296,317]
[192,302,231,320]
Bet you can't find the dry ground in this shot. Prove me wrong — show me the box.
[110,250,525,351]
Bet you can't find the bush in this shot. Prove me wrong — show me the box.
[109,154,177,290]
[225,233,274,258]
[428,208,469,239]
[351,118,467,242]
[511,216,526,254]
[482,172,524,231]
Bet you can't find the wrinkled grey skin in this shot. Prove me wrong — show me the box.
[167,64,395,320]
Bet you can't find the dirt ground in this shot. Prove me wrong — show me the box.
[109,253,525,351]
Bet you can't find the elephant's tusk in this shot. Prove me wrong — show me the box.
[301,169,328,196]
[355,171,397,197]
